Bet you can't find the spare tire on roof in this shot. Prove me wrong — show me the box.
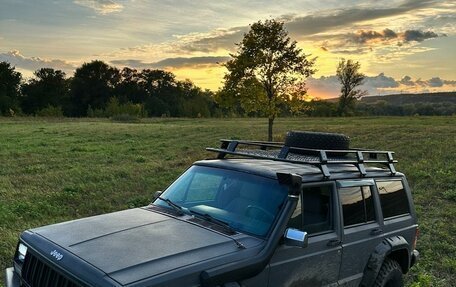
[284,131,350,156]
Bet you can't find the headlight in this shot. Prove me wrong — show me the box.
[17,243,28,263]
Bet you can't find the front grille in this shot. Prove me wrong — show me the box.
[21,252,81,287]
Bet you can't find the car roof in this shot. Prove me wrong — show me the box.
[194,158,403,183]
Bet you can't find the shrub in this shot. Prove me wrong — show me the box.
[87,105,106,118]
[111,114,141,123]
[36,105,64,117]
[105,97,146,118]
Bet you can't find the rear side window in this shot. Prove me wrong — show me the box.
[339,186,376,226]
[376,180,410,218]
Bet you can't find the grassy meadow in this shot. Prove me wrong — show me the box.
[0,117,455,286]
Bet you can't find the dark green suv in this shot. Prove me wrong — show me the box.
[5,131,419,287]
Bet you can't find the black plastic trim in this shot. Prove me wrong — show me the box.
[199,196,299,287]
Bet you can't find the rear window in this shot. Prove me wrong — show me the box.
[376,180,410,218]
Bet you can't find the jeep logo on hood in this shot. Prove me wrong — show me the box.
[50,249,63,261]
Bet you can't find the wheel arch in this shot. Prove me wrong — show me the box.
[359,236,410,287]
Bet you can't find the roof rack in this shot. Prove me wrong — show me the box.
[206,139,397,179]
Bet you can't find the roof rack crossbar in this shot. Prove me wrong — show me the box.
[387,152,397,175]
[319,150,331,179]
[278,146,290,159]
[356,151,367,177]
[217,140,239,159]
[208,139,398,178]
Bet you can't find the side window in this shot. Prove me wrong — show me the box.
[288,185,333,235]
[376,180,410,218]
[339,186,376,227]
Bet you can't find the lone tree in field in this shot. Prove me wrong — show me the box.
[336,59,366,115]
[219,19,315,141]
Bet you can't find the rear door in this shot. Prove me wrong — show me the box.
[375,178,417,252]
[336,179,384,287]
[268,182,342,287]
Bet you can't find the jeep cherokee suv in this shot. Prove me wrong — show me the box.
[5,131,419,287]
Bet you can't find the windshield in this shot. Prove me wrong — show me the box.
[154,165,288,237]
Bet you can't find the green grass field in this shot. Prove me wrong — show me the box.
[1,117,455,286]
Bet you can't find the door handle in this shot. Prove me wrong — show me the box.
[327,239,341,247]
[370,228,383,235]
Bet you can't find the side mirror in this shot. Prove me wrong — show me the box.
[284,228,308,248]
[153,191,162,201]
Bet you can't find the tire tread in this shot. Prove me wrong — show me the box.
[374,258,403,287]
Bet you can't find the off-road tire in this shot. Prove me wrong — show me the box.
[373,258,403,287]
[284,131,350,155]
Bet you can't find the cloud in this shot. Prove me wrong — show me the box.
[285,0,437,37]
[110,56,230,69]
[403,30,439,42]
[73,0,124,15]
[313,27,442,58]
[347,29,395,44]
[427,77,444,87]
[174,27,247,53]
[344,28,441,45]
[365,73,399,88]
[164,0,446,53]
[169,0,439,54]
[0,50,76,74]
[443,80,456,85]
[399,76,415,86]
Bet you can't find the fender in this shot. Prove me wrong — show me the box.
[359,236,410,287]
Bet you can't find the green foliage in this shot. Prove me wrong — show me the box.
[105,97,145,118]
[21,68,68,115]
[0,62,22,116]
[86,105,105,118]
[69,60,121,116]
[35,105,64,117]
[337,59,366,115]
[219,19,315,140]
[0,59,223,118]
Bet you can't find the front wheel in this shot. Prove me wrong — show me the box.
[374,258,403,287]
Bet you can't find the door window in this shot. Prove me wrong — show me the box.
[288,185,333,234]
[339,186,376,226]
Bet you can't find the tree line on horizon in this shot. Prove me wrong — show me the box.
[1,59,454,121]
[0,60,223,119]
[1,20,454,123]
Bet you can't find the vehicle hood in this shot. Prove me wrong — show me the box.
[29,208,262,286]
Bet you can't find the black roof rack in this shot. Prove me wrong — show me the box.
[206,139,397,179]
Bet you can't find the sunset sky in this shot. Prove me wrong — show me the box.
[1,0,455,98]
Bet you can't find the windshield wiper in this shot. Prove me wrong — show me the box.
[188,209,246,249]
[156,197,185,216]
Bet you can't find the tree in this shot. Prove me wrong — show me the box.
[69,60,120,116]
[115,67,146,104]
[219,19,315,141]
[336,59,366,115]
[21,68,68,114]
[0,62,22,115]
[139,69,180,116]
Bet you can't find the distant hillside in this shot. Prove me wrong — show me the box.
[360,92,456,105]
